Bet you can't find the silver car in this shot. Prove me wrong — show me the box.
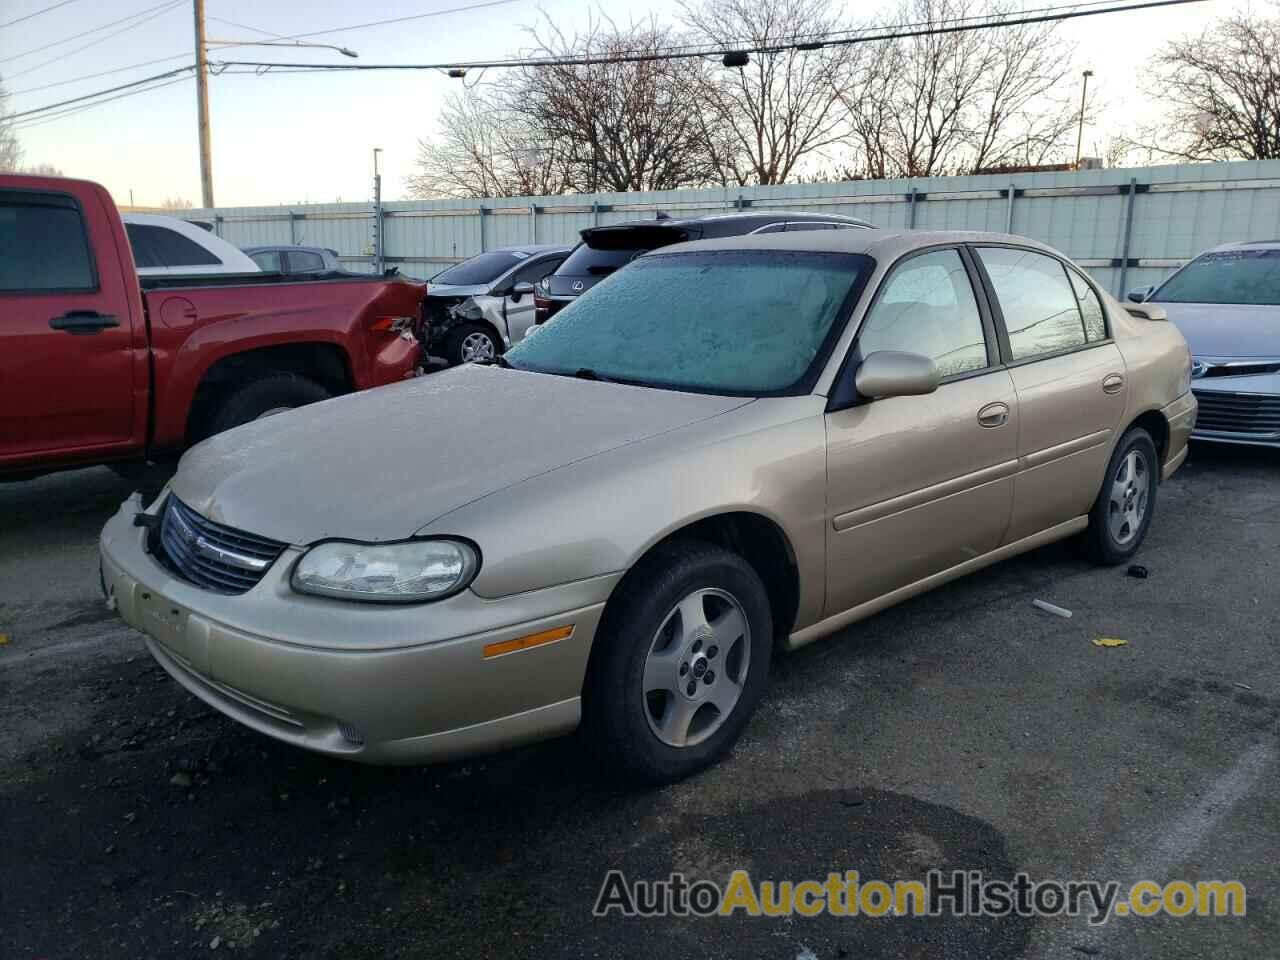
[422,244,571,365]
[1132,240,1280,446]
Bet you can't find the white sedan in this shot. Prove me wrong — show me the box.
[123,213,260,277]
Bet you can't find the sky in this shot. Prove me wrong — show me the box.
[0,0,1252,208]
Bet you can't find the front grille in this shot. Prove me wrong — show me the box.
[1193,390,1280,436]
[155,497,287,594]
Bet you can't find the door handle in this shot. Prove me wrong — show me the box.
[1102,373,1125,394]
[49,310,120,334]
[977,401,1010,428]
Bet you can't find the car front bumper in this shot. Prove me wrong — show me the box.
[1191,384,1280,448]
[99,494,616,764]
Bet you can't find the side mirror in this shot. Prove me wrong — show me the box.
[854,351,940,400]
[1126,285,1155,303]
[511,281,535,303]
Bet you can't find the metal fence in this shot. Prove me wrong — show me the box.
[189,159,1280,296]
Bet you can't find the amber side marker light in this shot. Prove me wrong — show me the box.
[483,624,574,659]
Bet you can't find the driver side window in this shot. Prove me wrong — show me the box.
[857,249,990,378]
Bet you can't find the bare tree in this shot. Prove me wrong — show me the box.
[679,0,856,185]
[517,15,720,192]
[1143,7,1280,161]
[23,162,63,176]
[837,0,1081,177]
[160,196,193,209]
[407,87,571,199]
[0,74,22,173]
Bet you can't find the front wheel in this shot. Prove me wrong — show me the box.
[1084,426,1159,564]
[582,541,773,784]
[444,323,500,366]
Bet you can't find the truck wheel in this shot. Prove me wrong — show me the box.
[208,375,332,436]
[444,323,501,365]
[582,541,772,785]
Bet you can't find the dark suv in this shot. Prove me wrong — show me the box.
[533,211,874,324]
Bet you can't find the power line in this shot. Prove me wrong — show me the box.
[12,74,193,129]
[211,0,1209,74]
[8,65,194,121]
[0,0,83,30]
[1,0,182,65]
[10,52,193,97]
[247,0,520,43]
[5,1,185,83]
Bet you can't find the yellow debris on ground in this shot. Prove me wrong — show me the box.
[1093,637,1128,648]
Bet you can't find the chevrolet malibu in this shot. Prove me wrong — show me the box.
[101,230,1196,784]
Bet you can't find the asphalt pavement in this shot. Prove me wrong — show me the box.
[2,445,1277,959]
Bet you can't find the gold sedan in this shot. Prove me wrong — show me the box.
[100,229,1196,783]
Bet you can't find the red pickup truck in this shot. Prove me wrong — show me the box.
[1,174,424,479]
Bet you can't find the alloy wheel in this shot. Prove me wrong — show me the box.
[460,331,496,362]
[1108,448,1149,546]
[642,588,751,748]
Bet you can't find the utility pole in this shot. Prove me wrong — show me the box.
[193,0,214,207]
[372,148,383,274]
[1074,69,1093,170]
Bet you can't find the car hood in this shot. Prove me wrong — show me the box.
[169,365,750,545]
[1156,301,1280,357]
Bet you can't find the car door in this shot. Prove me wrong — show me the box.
[824,246,1018,616]
[502,255,567,344]
[972,246,1127,543]
[0,187,141,463]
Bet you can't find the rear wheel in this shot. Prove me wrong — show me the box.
[444,323,500,366]
[207,374,332,436]
[583,541,772,784]
[1084,426,1159,564]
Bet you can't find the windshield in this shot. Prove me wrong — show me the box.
[1155,249,1280,305]
[506,250,871,395]
[556,243,645,278]
[432,251,529,286]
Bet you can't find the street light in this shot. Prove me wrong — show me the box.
[1075,69,1093,170]
[207,39,359,58]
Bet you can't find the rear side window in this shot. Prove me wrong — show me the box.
[250,250,283,272]
[126,223,221,268]
[978,248,1087,361]
[858,249,989,377]
[288,250,325,272]
[0,194,95,292]
[1068,270,1108,341]
[512,255,564,287]
[556,243,642,277]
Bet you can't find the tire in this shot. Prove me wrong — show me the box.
[207,374,332,436]
[582,541,773,785]
[443,323,501,366]
[1083,426,1159,565]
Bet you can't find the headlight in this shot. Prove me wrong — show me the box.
[291,539,479,603]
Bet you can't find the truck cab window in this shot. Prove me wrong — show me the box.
[0,196,95,292]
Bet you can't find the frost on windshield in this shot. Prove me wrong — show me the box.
[508,251,865,394]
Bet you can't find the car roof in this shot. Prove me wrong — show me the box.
[1205,240,1280,252]
[650,228,1064,261]
[485,243,574,256]
[595,211,873,233]
[242,244,335,255]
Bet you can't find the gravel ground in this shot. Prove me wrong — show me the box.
[2,444,1277,959]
